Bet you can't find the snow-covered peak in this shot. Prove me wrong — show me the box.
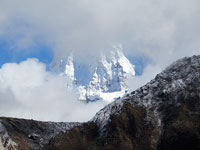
[90,46,135,92]
[107,45,135,77]
[51,46,135,102]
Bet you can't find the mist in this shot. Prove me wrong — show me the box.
[0,59,107,122]
[0,0,200,121]
[0,0,199,65]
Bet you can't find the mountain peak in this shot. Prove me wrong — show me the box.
[51,47,135,102]
[45,55,200,150]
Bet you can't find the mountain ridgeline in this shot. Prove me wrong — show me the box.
[1,55,200,150]
[45,55,200,150]
[0,118,80,150]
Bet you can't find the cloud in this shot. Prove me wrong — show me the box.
[0,59,107,122]
[0,0,200,121]
[127,64,162,91]
[0,0,200,65]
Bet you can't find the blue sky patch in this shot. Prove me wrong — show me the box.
[0,40,54,70]
[127,54,152,76]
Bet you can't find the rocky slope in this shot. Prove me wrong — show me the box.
[0,117,79,150]
[44,55,200,150]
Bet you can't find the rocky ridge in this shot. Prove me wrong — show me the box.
[0,117,79,150]
[45,55,200,150]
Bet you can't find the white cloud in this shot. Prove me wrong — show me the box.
[0,0,200,121]
[127,64,162,91]
[0,0,199,65]
[0,59,107,122]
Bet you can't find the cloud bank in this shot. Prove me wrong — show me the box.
[0,0,200,121]
[0,59,107,122]
[0,0,200,65]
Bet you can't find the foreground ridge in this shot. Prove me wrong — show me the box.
[0,117,79,150]
[45,55,200,150]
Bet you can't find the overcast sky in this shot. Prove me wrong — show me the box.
[0,0,200,65]
[0,0,200,121]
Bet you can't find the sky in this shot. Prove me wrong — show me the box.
[0,40,54,69]
[0,0,200,122]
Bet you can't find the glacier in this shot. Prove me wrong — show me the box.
[51,45,135,102]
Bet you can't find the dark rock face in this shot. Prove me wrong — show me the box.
[44,122,99,150]
[45,104,158,150]
[0,117,79,150]
[158,88,200,150]
[44,104,160,150]
[44,55,200,150]
[98,104,161,150]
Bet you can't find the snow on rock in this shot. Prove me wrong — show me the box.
[86,45,135,102]
[51,45,135,102]
[92,99,124,131]
[77,85,87,101]
[92,55,200,132]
